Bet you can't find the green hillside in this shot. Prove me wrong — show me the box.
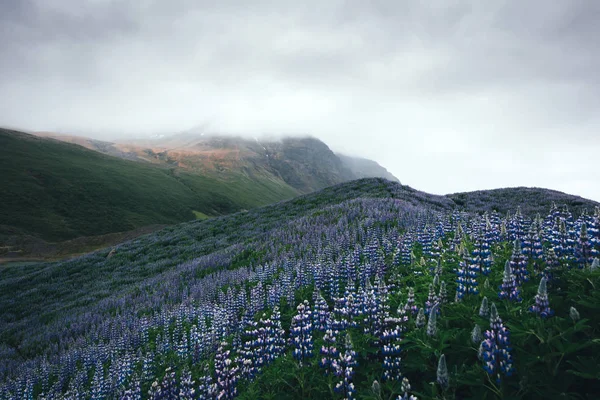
[0,129,298,242]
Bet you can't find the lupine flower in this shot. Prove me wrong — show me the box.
[214,341,239,400]
[436,354,449,390]
[179,368,195,400]
[576,223,592,268]
[290,301,314,365]
[121,379,142,400]
[479,297,489,317]
[333,296,351,333]
[480,303,515,382]
[332,333,358,400]
[543,247,561,282]
[319,328,339,374]
[471,324,483,344]
[381,325,402,381]
[160,367,177,399]
[530,277,553,318]
[426,303,439,337]
[371,380,381,397]
[313,291,330,332]
[197,364,216,400]
[438,281,448,305]
[510,240,529,285]
[499,260,522,302]
[456,246,478,300]
[405,288,418,316]
[425,284,438,315]
[397,377,418,400]
[591,258,599,271]
[415,308,426,328]
[569,306,580,322]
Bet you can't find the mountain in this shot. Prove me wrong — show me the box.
[0,128,298,244]
[34,131,396,194]
[336,153,400,182]
[1,178,599,399]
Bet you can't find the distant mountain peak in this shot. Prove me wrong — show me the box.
[336,153,400,183]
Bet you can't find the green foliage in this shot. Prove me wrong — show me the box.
[0,129,298,241]
[234,251,600,400]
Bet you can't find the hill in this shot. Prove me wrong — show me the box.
[0,177,599,399]
[33,131,401,194]
[337,153,400,183]
[447,186,598,216]
[0,128,298,244]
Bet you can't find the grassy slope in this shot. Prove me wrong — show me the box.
[0,129,298,242]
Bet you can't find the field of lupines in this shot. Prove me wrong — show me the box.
[1,179,599,399]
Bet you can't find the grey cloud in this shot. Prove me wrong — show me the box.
[0,0,599,201]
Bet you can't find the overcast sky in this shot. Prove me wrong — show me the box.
[1,0,599,201]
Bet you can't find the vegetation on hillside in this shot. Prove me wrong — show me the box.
[0,178,599,399]
[0,129,298,242]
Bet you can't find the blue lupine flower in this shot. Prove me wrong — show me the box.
[510,240,529,285]
[425,284,438,315]
[405,288,418,316]
[332,333,358,400]
[319,328,339,374]
[480,304,514,383]
[530,277,553,318]
[499,261,521,302]
[290,301,314,365]
[381,325,402,381]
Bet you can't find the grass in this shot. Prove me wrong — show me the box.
[0,129,299,242]
[192,210,211,220]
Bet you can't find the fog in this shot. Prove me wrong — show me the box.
[1,1,599,200]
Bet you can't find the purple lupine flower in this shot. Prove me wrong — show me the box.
[456,246,478,300]
[530,277,553,318]
[121,378,142,400]
[397,377,418,400]
[266,306,286,361]
[499,261,521,302]
[381,325,402,381]
[197,364,216,400]
[576,223,592,269]
[510,240,529,285]
[319,328,339,374]
[214,341,239,400]
[313,291,330,332]
[405,288,418,316]
[332,333,358,400]
[425,284,438,315]
[480,303,515,383]
[332,296,351,333]
[543,247,561,282]
[290,301,314,365]
[313,292,329,332]
[179,368,195,400]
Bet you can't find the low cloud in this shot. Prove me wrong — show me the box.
[1,0,599,201]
